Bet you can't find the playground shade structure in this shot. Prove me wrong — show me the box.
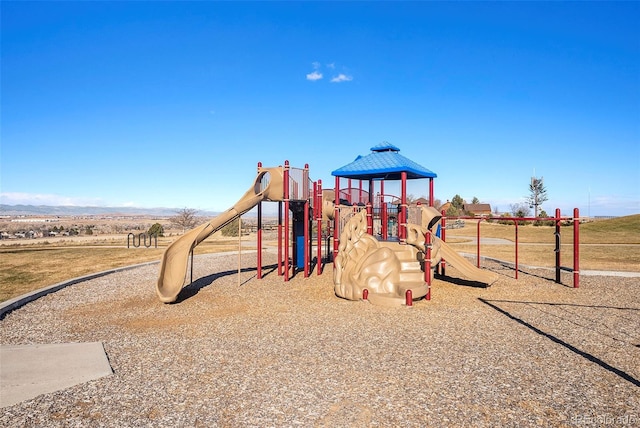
[156,167,284,303]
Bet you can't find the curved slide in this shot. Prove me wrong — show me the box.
[156,167,284,303]
[430,233,499,286]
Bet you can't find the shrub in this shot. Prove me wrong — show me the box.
[221,218,241,237]
[148,223,164,237]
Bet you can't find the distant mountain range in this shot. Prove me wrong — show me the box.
[0,204,221,217]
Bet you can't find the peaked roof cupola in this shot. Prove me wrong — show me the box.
[331,142,437,180]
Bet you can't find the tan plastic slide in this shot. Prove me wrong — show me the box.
[430,232,499,285]
[417,205,497,285]
[156,167,284,303]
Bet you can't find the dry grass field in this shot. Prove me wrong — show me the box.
[444,214,640,272]
[0,230,261,303]
[1,215,638,303]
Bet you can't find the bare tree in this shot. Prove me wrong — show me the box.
[170,208,198,234]
[510,203,531,218]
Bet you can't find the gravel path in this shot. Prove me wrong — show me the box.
[1,252,639,427]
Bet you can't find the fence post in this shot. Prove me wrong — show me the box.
[514,220,519,279]
[573,208,580,288]
[555,208,561,283]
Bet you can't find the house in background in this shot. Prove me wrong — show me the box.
[440,200,452,214]
[413,197,429,206]
[463,203,492,217]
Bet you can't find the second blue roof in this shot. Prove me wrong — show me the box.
[331,143,437,180]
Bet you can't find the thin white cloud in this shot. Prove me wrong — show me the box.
[0,192,106,206]
[306,71,323,81]
[330,73,353,83]
[306,62,353,83]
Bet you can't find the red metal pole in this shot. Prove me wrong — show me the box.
[366,203,373,235]
[257,162,262,280]
[476,219,481,268]
[514,220,519,280]
[440,210,446,276]
[429,177,434,207]
[317,180,323,275]
[278,201,283,276]
[573,208,580,288]
[304,199,310,278]
[284,160,290,282]
[401,171,407,244]
[334,176,340,264]
[405,289,413,307]
[382,202,388,240]
[555,208,561,283]
[425,230,432,300]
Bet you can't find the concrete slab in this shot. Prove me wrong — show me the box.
[0,342,113,408]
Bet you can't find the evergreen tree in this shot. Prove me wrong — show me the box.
[221,218,241,237]
[451,194,465,210]
[148,223,164,237]
[527,177,548,218]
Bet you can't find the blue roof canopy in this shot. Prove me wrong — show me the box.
[331,143,437,180]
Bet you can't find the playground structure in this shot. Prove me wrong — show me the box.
[156,143,579,306]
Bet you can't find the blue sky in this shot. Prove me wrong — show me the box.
[2,1,639,217]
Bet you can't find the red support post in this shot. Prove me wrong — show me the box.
[334,176,340,264]
[555,208,561,283]
[400,171,407,244]
[476,219,482,268]
[317,180,323,275]
[425,230,432,300]
[381,202,388,240]
[514,220,519,279]
[304,199,310,278]
[573,208,580,288]
[257,162,262,280]
[278,201,283,276]
[366,203,373,235]
[429,177,434,207]
[284,160,290,282]
[405,289,413,307]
